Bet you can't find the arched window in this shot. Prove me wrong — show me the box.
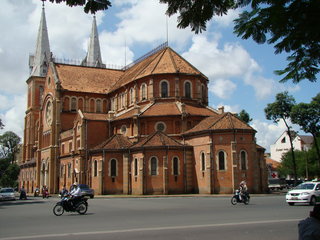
[110,159,117,177]
[130,88,134,104]
[141,83,147,100]
[218,151,226,171]
[240,151,247,170]
[96,99,102,113]
[71,97,77,111]
[150,157,158,176]
[134,158,138,176]
[160,81,168,98]
[201,152,206,171]
[185,81,191,98]
[94,160,98,177]
[39,86,44,105]
[173,157,179,175]
[67,163,71,178]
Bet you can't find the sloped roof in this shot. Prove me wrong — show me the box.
[184,104,218,116]
[93,134,132,150]
[299,135,314,145]
[54,64,123,93]
[142,102,181,116]
[184,112,255,135]
[132,131,184,148]
[110,47,207,92]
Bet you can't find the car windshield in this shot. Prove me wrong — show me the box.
[0,188,14,193]
[79,184,89,189]
[294,183,315,190]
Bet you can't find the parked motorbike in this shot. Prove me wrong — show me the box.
[34,188,40,197]
[42,189,49,199]
[19,189,27,200]
[53,195,88,216]
[231,190,250,205]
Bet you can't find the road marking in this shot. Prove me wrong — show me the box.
[0,218,300,240]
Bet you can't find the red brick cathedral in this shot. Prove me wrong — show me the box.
[19,6,268,195]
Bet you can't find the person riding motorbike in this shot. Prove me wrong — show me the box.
[239,181,248,201]
[68,183,82,207]
[59,185,68,198]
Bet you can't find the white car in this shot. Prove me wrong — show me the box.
[286,181,320,206]
[0,187,16,201]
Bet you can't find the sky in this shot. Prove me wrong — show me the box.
[0,0,319,152]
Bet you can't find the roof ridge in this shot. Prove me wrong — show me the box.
[167,47,179,72]
[149,48,167,74]
[131,47,165,80]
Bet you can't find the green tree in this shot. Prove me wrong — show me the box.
[160,0,320,84]
[47,0,111,14]
[0,118,4,129]
[0,131,21,187]
[264,91,298,182]
[291,93,320,166]
[0,131,21,164]
[279,147,319,180]
[236,109,252,124]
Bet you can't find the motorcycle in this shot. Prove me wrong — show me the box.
[42,189,49,199]
[34,188,40,197]
[231,190,250,205]
[53,194,88,216]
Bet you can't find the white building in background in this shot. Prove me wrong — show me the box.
[270,131,314,162]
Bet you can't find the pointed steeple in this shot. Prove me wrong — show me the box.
[29,4,51,77]
[82,16,105,68]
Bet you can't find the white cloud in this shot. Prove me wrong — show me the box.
[209,79,237,99]
[181,34,280,100]
[251,118,301,151]
[0,94,26,138]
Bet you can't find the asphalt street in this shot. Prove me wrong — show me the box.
[0,194,312,240]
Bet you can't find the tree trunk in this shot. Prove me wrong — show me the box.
[283,120,298,185]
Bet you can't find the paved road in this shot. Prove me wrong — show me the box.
[0,195,312,240]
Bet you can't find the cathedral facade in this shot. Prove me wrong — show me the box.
[19,6,268,195]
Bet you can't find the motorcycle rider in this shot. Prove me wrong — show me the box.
[239,181,248,201]
[69,183,82,207]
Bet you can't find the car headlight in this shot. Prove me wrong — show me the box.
[301,192,310,196]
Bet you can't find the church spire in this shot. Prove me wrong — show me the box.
[82,15,105,68]
[29,4,51,77]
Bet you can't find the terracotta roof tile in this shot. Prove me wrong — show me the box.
[142,102,181,116]
[132,131,183,148]
[185,104,218,116]
[184,112,255,134]
[110,47,207,92]
[54,64,123,93]
[93,134,132,150]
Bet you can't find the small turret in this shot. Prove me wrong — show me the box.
[82,16,105,68]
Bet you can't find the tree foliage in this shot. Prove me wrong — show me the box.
[278,143,320,179]
[236,109,252,124]
[0,131,21,187]
[265,91,298,182]
[234,0,320,83]
[291,93,320,165]
[160,0,320,83]
[0,118,4,129]
[0,131,21,164]
[47,0,111,14]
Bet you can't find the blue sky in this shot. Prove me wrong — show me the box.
[0,0,319,152]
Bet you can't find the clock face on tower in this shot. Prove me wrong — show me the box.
[45,101,52,125]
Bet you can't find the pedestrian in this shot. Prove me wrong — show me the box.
[298,204,320,240]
